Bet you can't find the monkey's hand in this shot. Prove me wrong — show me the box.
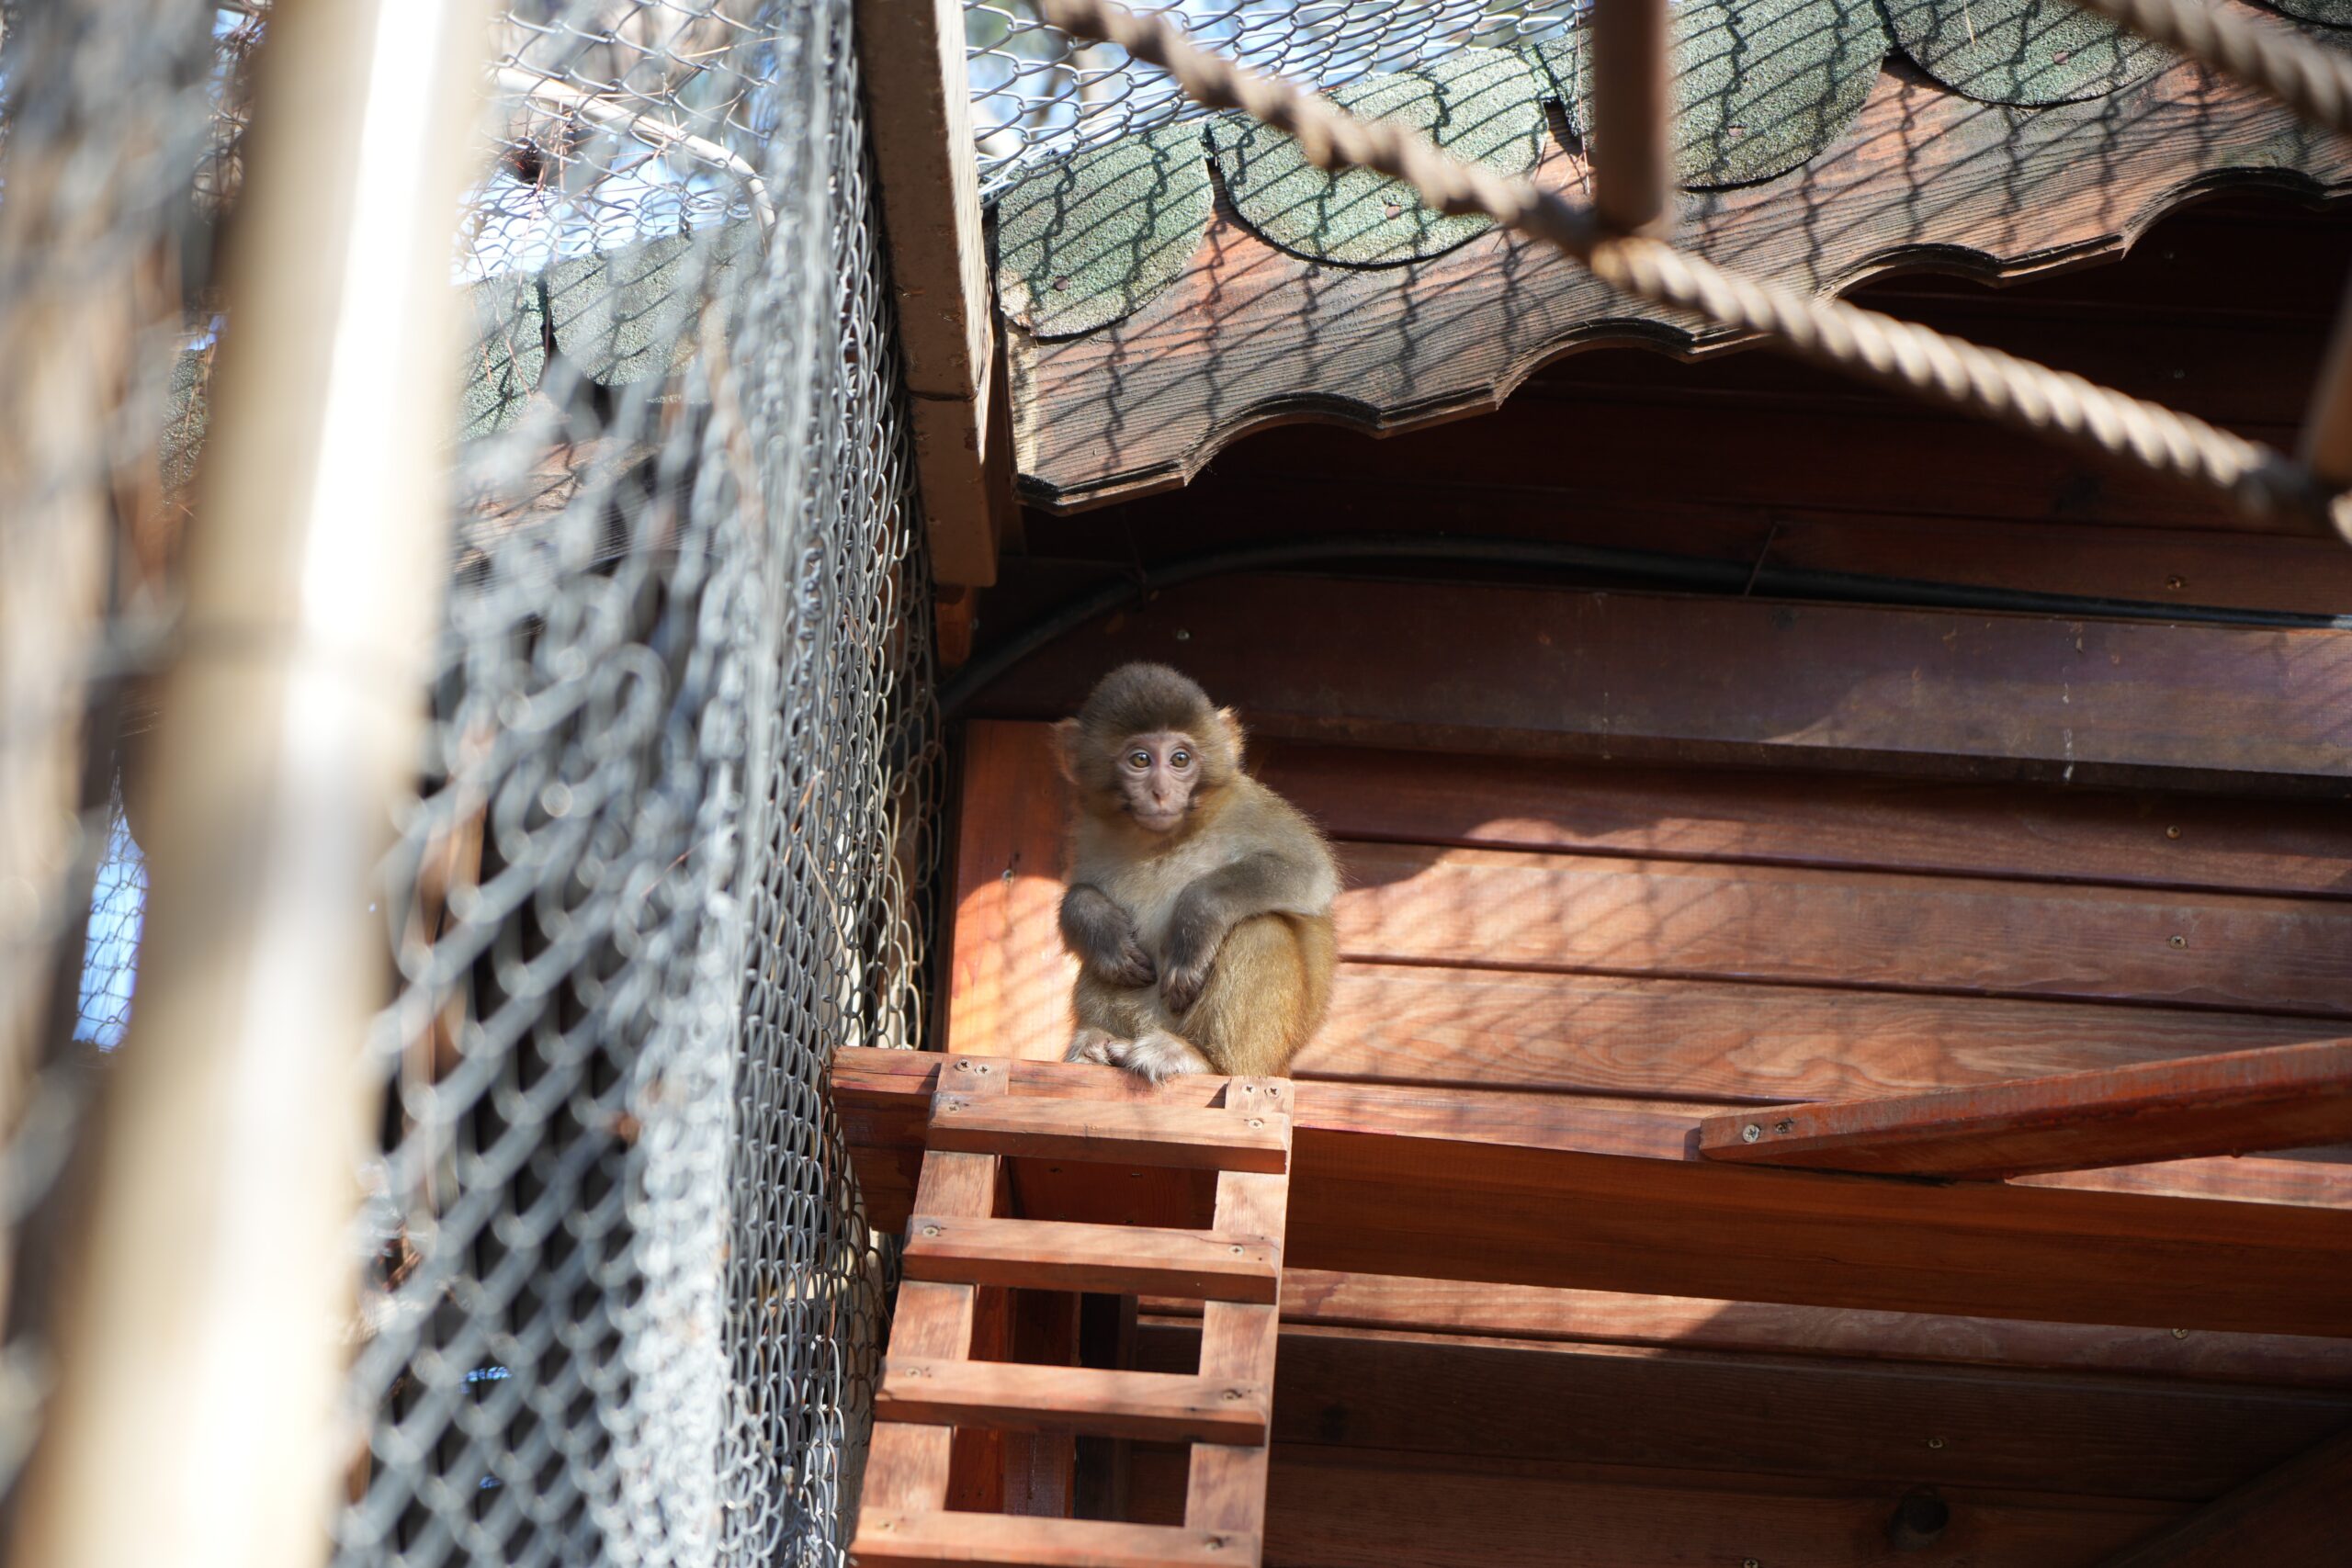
[1060,884,1158,987]
[1159,903,1219,1018]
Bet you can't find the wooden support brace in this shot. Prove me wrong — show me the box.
[1588,0,1674,234]
[904,1214,1282,1303]
[859,1056,1010,1520]
[851,0,1011,587]
[1696,1038,2352,1180]
[2095,1426,2352,1566]
[1184,1080,1292,1568]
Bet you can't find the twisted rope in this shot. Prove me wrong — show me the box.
[2072,0,2352,136]
[1036,0,2351,541]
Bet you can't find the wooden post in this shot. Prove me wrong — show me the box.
[2299,273,2352,486]
[1588,0,1675,234]
[854,0,1011,587]
[6,4,489,1566]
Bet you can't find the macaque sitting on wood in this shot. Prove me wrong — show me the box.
[1054,663,1339,1082]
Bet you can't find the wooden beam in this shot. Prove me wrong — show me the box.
[1128,1446,2183,1568]
[1588,0,1673,235]
[903,1214,1281,1302]
[1167,1269,2352,1388]
[973,576,2352,795]
[852,0,1007,584]
[2095,1427,2352,1567]
[854,1511,1250,1568]
[2300,272,2352,488]
[833,1051,2352,1336]
[876,1358,1271,1445]
[1129,1319,2352,1500]
[1699,1039,2352,1179]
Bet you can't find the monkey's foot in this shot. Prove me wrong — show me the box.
[1104,1032,1213,1085]
[1065,1028,1125,1066]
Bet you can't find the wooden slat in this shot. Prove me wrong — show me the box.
[853,1510,1253,1568]
[1127,1446,2184,1568]
[833,1052,2352,1336]
[1700,1039,2352,1179]
[877,1358,1270,1446]
[1305,964,2342,1105]
[1186,1080,1290,1556]
[1247,739,2352,901]
[2097,1427,2352,1567]
[1210,1269,2352,1389]
[1330,841,2352,1017]
[974,576,2352,795]
[944,720,1076,1063]
[861,1058,1008,1517]
[903,1215,1280,1303]
[1131,1320,2352,1501]
[931,1094,1291,1174]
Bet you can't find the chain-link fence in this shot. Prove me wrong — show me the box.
[2,3,938,1563]
[967,0,1579,196]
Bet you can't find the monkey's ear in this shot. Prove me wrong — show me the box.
[1216,706,1247,768]
[1049,717,1084,784]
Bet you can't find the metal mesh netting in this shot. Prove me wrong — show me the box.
[2,2,938,1562]
[345,2,938,1565]
[966,0,1578,197]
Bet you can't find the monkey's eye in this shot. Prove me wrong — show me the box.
[1127,750,1150,769]
[1170,749,1191,767]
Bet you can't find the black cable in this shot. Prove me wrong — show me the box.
[936,532,2352,718]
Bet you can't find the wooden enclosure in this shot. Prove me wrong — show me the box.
[839,191,2352,1568]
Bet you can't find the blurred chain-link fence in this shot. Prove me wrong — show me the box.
[2,3,937,1564]
[966,0,1579,196]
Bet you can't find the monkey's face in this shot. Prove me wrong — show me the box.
[1115,729,1202,832]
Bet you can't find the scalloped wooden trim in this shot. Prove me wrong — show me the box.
[1009,44,2352,513]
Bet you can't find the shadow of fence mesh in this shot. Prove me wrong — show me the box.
[0,2,939,1563]
[965,0,1578,197]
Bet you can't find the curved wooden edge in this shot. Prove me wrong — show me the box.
[1009,34,2352,512]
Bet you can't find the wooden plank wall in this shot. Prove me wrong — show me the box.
[940,197,2352,1567]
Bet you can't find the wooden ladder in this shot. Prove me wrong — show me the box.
[852,1056,1293,1568]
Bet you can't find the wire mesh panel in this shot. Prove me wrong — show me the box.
[965,0,1579,197]
[344,4,938,1567]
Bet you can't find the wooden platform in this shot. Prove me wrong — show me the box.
[840,690,2352,1565]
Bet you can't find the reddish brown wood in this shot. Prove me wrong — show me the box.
[974,578,2352,795]
[1004,1289,1082,1520]
[1248,740,2352,900]
[1329,841,2352,1016]
[1130,1318,2352,1500]
[858,1058,1010,1524]
[853,1511,1253,1568]
[2096,1427,2352,1567]
[1127,1447,2186,1568]
[877,1358,1270,1446]
[1192,1269,2352,1388]
[1185,1079,1291,1557]
[1304,964,2340,1104]
[1700,1039,2352,1179]
[1011,46,2352,510]
[932,1093,1292,1173]
[944,720,1076,1062]
[902,1214,1281,1303]
[832,1050,2352,1336]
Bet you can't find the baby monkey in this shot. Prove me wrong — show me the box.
[1055,663,1339,1082]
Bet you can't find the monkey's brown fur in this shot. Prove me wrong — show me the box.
[1054,663,1339,1081]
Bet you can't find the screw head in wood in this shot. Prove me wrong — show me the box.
[2165,575,2186,591]
[2169,934,2187,949]
[2173,1327,2189,1338]
[922,1225,941,1238]
[2165,825,2182,840]
[1774,1119,1794,1134]
[1230,1245,1245,1255]
[1926,1437,1945,1450]
[1741,1123,1761,1144]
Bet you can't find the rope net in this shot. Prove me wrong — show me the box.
[1,4,939,1564]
